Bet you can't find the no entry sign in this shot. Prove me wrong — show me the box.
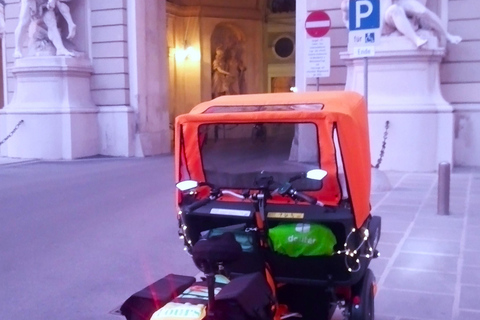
[305,11,331,38]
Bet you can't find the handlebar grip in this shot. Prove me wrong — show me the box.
[293,191,318,205]
[186,197,211,212]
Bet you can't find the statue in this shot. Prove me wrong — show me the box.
[237,58,247,94]
[212,47,230,98]
[14,0,77,58]
[226,47,247,95]
[211,44,247,98]
[341,0,462,48]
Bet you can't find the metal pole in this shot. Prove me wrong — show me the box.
[437,162,450,215]
[316,77,320,91]
[364,57,368,106]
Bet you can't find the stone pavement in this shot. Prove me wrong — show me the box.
[0,156,479,320]
[366,168,480,320]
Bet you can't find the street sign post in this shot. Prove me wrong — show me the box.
[305,11,331,89]
[348,0,381,48]
[347,0,381,104]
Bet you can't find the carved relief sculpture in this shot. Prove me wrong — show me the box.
[212,47,230,98]
[226,46,247,95]
[14,0,77,58]
[211,45,247,98]
[341,0,462,48]
[211,24,247,98]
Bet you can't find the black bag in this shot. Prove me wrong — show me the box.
[200,223,256,252]
[120,274,196,320]
[214,272,274,320]
[199,225,265,275]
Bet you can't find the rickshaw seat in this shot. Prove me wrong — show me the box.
[192,232,243,270]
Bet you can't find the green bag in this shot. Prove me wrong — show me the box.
[268,223,337,257]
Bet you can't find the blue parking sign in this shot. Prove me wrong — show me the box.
[349,0,380,31]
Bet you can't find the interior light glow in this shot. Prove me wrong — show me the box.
[174,46,201,62]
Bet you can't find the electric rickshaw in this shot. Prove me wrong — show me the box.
[121,91,381,320]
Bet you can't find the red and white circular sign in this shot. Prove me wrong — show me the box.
[305,11,331,38]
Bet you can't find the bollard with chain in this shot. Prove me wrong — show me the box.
[437,162,450,216]
[373,120,390,169]
[0,120,24,146]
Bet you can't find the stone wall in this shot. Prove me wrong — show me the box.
[443,0,480,166]
[4,0,21,103]
[90,0,129,109]
[266,12,295,92]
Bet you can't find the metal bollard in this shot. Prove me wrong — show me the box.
[437,162,450,215]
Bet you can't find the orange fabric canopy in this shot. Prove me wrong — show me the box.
[175,91,371,228]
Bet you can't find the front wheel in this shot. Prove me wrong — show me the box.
[349,268,375,320]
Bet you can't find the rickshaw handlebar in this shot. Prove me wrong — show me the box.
[290,190,318,205]
[185,187,321,213]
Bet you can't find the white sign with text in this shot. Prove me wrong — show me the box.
[352,46,375,58]
[305,37,331,78]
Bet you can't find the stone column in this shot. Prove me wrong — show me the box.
[129,0,170,156]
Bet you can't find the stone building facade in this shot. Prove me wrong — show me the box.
[0,0,478,169]
[295,0,480,168]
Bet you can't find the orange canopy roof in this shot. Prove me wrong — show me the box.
[175,91,371,228]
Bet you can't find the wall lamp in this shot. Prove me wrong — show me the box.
[170,45,201,63]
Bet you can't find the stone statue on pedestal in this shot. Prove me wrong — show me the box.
[14,0,77,58]
[340,0,461,171]
[226,46,246,95]
[4,0,99,160]
[341,0,462,48]
[211,44,247,98]
[212,47,230,98]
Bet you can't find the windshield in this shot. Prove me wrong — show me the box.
[199,123,322,190]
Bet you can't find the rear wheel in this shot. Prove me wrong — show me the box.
[277,284,331,320]
[349,269,375,320]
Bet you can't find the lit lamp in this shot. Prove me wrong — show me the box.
[171,43,201,62]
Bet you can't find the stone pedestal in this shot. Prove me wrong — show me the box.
[0,56,99,159]
[341,36,454,172]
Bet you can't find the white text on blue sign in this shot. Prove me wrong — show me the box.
[349,0,380,31]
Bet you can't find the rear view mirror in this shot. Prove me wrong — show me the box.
[176,180,199,191]
[306,169,327,181]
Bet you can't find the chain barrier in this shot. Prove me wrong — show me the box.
[373,120,390,169]
[0,120,24,146]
